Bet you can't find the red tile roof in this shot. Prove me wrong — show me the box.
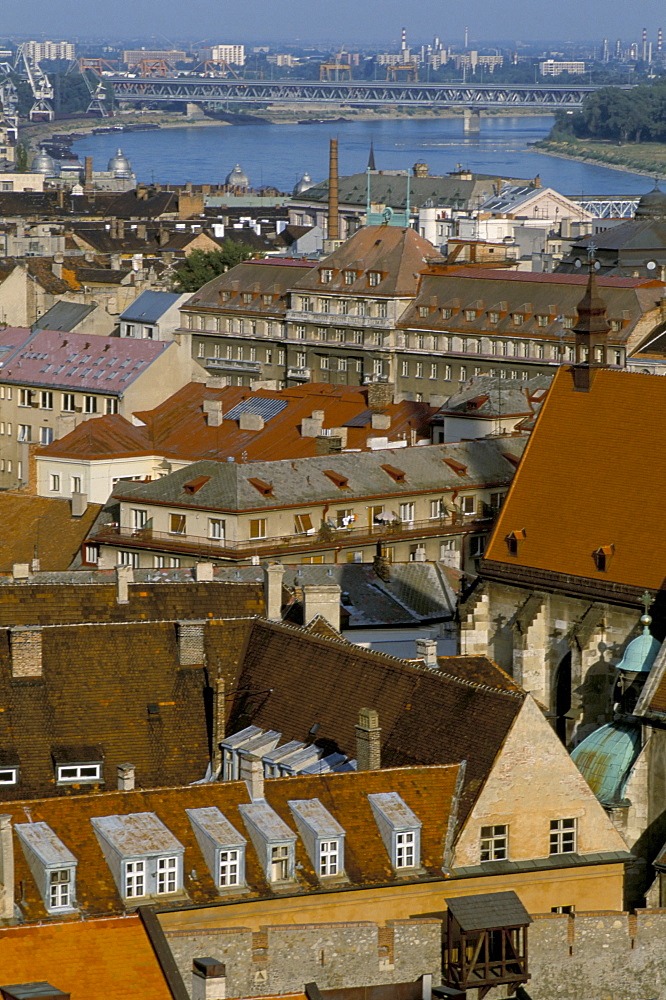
[427,267,663,288]
[0,494,102,571]
[484,365,666,591]
[0,915,173,1000]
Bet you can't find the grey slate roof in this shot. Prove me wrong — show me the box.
[436,374,552,419]
[34,301,95,332]
[120,290,183,324]
[110,439,527,513]
[445,890,531,931]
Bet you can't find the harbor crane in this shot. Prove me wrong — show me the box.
[14,43,54,120]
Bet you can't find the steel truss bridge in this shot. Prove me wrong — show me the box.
[570,195,641,219]
[108,77,605,110]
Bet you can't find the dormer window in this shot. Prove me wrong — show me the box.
[16,821,78,914]
[593,544,614,572]
[506,529,526,555]
[464,309,476,321]
[92,812,185,902]
[320,269,333,284]
[289,798,345,881]
[419,306,429,318]
[239,800,297,884]
[248,477,273,497]
[54,746,103,785]
[343,270,355,285]
[271,844,290,880]
[368,271,381,287]
[512,313,523,326]
[324,470,349,489]
[188,806,247,892]
[442,308,453,319]
[489,311,500,324]
[368,792,422,872]
[381,464,405,483]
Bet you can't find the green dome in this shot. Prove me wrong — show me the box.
[616,627,661,675]
[571,722,641,806]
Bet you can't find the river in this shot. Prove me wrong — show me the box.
[72,115,651,196]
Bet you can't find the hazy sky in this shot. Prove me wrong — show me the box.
[3,0,665,46]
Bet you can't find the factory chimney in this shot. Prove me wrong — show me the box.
[643,28,648,62]
[658,28,663,53]
[327,138,340,243]
[401,27,407,54]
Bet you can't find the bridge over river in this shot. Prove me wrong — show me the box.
[108,77,611,111]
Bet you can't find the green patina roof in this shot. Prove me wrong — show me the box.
[616,627,661,675]
[571,721,641,806]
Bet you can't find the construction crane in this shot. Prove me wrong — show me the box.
[15,43,54,120]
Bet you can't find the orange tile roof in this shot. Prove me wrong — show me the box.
[4,765,461,921]
[39,382,434,462]
[0,915,172,1000]
[484,365,666,591]
[0,494,102,571]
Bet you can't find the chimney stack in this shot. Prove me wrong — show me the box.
[177,620,206,665]
[9,626,43,678]
[0,814,14,919]
[192,959,226,1000]
[84,156,93,189]
[416,638,438,669]
[356,708,381,770]
[239,751,264,801]
[303,583,341,632]
[195,562,214,582]
[203,399,223,426]
[117,763,136,791]
[264,563,284,620]
[115,564,133,604]
[327,138,340,242]
[212,675,225,777]
[70,492,88,518]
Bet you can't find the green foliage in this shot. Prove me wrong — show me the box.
[171,242,257,293]
[14,143,28,172]
[549,80,666,144]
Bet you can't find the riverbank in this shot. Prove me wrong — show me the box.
[535,137,665,179]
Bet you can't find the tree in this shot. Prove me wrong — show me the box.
[171,242,258,293]
[14,143,28,172]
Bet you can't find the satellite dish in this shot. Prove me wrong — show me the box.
[647,260,657,270]
[574,259,582,268]
[594,260,601,270]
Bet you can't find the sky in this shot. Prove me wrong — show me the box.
[2,0,666,46]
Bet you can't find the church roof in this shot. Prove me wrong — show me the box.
[483,366,666,594]
[571,721,641,806]
[616,626,661,674]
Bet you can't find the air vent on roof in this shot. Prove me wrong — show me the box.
[248,477,273,496]
[183,475,210,494]
[444,458,468,477]
[506,529,526,556]
[381,464,406,483]
[593,544,614,572]
[324,470,349,489]
[502,452,520,469]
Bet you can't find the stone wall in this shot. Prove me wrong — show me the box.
[163,918,442,999]
[523,909,666,1000]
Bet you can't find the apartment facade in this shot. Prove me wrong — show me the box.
[86,439,525,570]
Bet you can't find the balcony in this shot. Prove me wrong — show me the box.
[205,357,262,373]
[90,511,496,562]
[286,367,311,381]
[287,310,393,330]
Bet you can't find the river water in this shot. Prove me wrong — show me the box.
[72,115,651,197]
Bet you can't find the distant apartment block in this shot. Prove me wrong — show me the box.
[539,60,586,76]
[123,49,187,67]
[25,40,75,63]
[200,44,246,66]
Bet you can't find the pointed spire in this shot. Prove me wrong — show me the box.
[368,140,376,172]
[571,255,611,390]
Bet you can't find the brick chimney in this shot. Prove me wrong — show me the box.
[10,626,42,678]
[356,708,381,770]
[192,959,226,1000]
[367,381,394,410]
[212,675,225,777]
[301,410,325,437]
[239,751,264,801]
[177,620,206,665]
[263,563,284,620]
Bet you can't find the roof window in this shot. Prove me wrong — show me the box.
[91,812,185,901]
[381,464,406,483]
[16,821,78,913]
[593,544,614,572]
[248,477,273,496]
[368,792,422,871]
[506,529,526,556]
[238,800,297,884]
[53,746,103,786]
[183,475,211,494]
[289,798,346,880]
[187,806,247,892]
[324,470,349,489]
[444,458,468,477]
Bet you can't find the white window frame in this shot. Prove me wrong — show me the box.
[17,424,31,442]
[132,508,148,530]
[0,767,17,784]
[61,393,75,412]
[395,831,416,868]
[156,855,178,894]
[40,426,53,446]
[399,502,415,523]
[57,763,101,784]
[40,390,53,409]
[118,550,140,569]
[125,859,145,898]
[320,840,339,876]
[461,495,476,515]
[270,843,291,882]
[49,868,72,909]
[480,824,508,861]
[50,474,61,492]
[550,818,576,854]
[209,518,225,540]
[84,395,97,414]
[219,848,240,887]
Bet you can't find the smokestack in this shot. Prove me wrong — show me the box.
[659,28,663,53]
[327,138,340,242]
[401,27,407,54]
[84,156,93,189]
[643,28,648,62]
